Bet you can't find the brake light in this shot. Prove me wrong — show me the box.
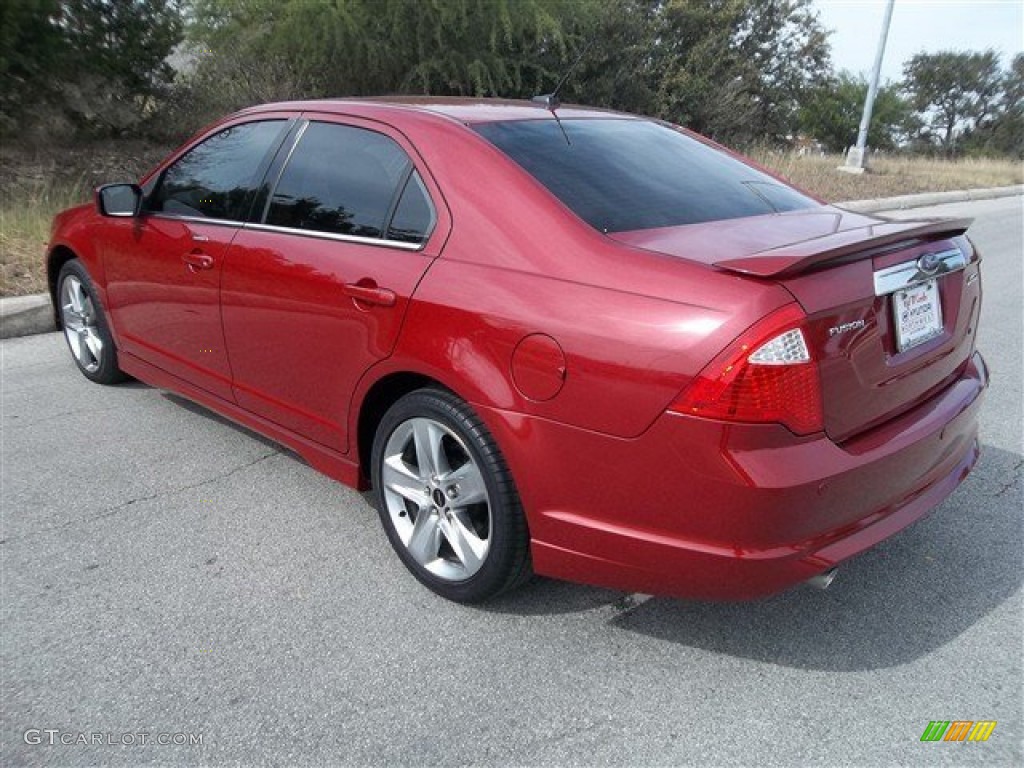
[670,304,824,435]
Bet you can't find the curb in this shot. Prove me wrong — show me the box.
[837,184,1023,213]
[1,293,55,340]
[2,185,1021,341]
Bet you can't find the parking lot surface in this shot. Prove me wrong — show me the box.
[2,196,1021,766]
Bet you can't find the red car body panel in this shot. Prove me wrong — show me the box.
[481,353,984,599]
[47,98,987,600]
[609,208,971,276]
[222,230,435,451]
[103,215,237,400]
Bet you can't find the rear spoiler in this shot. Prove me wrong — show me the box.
[714,217,972,278]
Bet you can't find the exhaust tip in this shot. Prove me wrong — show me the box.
[806,568,838,590]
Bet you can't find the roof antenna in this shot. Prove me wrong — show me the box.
[532,39,593,146]
[531,38,594,111]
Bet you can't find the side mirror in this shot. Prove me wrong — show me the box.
[96,183,143,217]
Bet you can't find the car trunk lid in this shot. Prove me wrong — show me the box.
[610,207,981,442]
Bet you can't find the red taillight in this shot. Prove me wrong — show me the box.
[670,304,824,435]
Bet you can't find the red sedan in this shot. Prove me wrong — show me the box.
[47,99,987,602]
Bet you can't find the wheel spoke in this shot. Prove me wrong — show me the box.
[83,330,103,363]
[412,419,449,478]
[406,509,442,565]
[381,454,429,509]
[65,328,83,360]
[68,278,85,313]
[442,512,487,573]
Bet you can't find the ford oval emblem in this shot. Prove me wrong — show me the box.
[918,252,941,274]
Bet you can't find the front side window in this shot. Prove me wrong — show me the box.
[474,118,817,233]
[149,120,285,221]
[266,122,414,239]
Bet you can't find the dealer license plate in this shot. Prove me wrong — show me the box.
[893,279,943,352]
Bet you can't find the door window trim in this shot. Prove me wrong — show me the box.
[146,213,244,230]
[241,221,424,251]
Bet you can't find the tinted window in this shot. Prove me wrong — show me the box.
[150,120,285,221]
[386,172,434,244]
[474,119,816,233]
[266,122,411,238]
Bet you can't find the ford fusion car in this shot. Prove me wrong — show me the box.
[47,98,987,602]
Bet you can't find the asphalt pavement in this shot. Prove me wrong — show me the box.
[2,196,1021,766]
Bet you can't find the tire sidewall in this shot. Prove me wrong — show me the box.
[371,389,526,603]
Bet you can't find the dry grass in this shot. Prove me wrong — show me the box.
[1,176,92,297]
[1,144,1021,297]
[0,142,168,297]
[754,151,1024,203]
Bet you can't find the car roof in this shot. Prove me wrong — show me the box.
[240,97,637,125]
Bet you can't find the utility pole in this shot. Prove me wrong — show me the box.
[840,0,896,174]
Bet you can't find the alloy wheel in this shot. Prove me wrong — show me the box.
[61,275,103,374]
[380,417,492,581]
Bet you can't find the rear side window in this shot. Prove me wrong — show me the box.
[386,172,434,244]
[474,119,816,233]
[266,122,412,239]
[150,120,285,221]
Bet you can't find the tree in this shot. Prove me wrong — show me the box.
[799,71,917,152]
[63,1,181,92]
[731,0,832,142]
[0,0,65,133]
[59,0,183,131]
[188,0,578,101]
[651,0,831,145]
[560,0,663,117]
[654,0,754,140]
[183,0,832,149]
[902,50,1003,153]
[0,0,183,136]
[960,53,1024,158]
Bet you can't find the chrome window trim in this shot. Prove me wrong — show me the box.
[873,247,967,297]
[242,221,425,251]
[147,213,242,229]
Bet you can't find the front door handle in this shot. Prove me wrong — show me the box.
[183,251,214,271]
[343,282,397,308]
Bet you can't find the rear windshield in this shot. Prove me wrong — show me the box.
[473,118,817,233]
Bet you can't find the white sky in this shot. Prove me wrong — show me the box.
[812,0,1024,83]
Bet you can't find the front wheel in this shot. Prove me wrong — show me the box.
[371,388,531,602]
[57,259,126,385]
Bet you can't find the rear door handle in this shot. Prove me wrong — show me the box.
[343,282,397,308]
[183,251,214,271]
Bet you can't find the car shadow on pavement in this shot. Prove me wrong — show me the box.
[605,443,1022,671]
[486,576,626,615]
[160,392,300,458]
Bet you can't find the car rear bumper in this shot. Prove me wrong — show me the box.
[482,351,988,600]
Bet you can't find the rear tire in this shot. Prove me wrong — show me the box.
[57,259,127,385]
[371,388,531,602]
